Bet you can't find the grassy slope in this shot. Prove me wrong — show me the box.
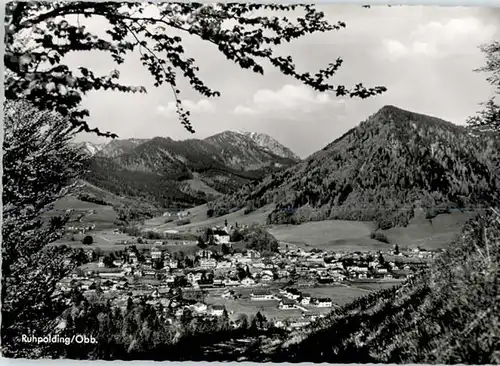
[144,204,275,234]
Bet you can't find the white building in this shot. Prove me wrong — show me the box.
[279,299,296,310]
[212,229,230,244]
[300,294,311,305]
[151,247,163,260]
[210,305,225,317]
[241,277,256,286]
[312,298,333,308]
[216,261,232,269]
[251,291,275,301]
[199,258,217,269]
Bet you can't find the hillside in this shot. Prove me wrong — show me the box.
[211,105,500,229]
[81,131,300,209]
[251,209,500,364]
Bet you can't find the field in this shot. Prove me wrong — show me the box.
[295,285,372,305]
[203,284,373,321]
[269,211,476,252]
[51,227,198,255]
[52,195,118,230]
[344,280,403,292]
[381,210,476,250]
[144,204,275,234]
[269,220,382,252]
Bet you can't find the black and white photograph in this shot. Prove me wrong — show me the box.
[2,1,500,363]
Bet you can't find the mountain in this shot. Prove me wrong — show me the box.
[73,141,106,156]
[211,105,500,229]
[231,130,301,160]
[203,130,300,170]
[81,131,300,209]
[97,138,148,158]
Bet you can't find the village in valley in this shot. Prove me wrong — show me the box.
[55,207,439,331]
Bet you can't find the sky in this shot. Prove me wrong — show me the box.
[70,5,500,158]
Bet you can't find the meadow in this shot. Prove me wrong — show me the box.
[269,220,381,252]
[52,227,198,255]
[202,284,372,321]
[144,204,274,234]
[381,210,476,249]
[269,211,475,252]
[52,195,118,230]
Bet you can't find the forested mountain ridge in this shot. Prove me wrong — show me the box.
[80,131,300,209]
[210,105,500,228]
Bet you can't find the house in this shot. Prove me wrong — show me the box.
[251,290,275,301]
[260,274,273,282]
[237,257,252,264]
[289,320,310,328]
[84,249,95,261]
[212,229,230,244]
[129,252,138,264]
[197,249,212,259]
[213,278,224,286]
[279,298,296,310]
[300,293,311,305]
[277,270,290,278]
[312,297,333,308]
[284,288,301,300]
[223,278,240,286]
[165,275,176,284]
[260,269,273,277]
[175,308,184,317]
[241,277,256,286]
[151,247,163,260]
[221,290,234,299]
[216,261,232,269]
[331,272,346,281]
[187,272,203,282]
[191,303,207,313]
[99,271,125,278]
[210,305,225,317]
[246,250,261,259]
[199,258,217,269]
[113,259,124,267]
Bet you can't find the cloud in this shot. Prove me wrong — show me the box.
[156,99,215,116]
[233,105,258,115]
[383,16,496,60]
[383,39,410,59]
[232,84,346,116]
